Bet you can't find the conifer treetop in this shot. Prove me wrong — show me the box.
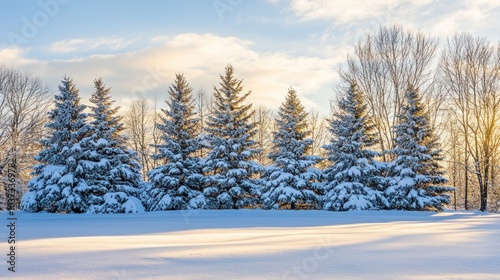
[208,64,255,140]
[158,73,200,154]
[269,87,311,162]
[89,78,124,142]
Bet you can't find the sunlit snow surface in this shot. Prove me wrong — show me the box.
[1,210,499,279]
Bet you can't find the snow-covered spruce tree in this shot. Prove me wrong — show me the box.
[261,88,322,209]
[84,78,144,213]
[145,74,204,210]
[386,86,452,211]
[322,82,387,211]
[203,65,263,209]
[20,77,91,213]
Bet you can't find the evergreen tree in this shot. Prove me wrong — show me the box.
[84,78,144,213]
[386,86,452,210]
[21,77,91,213]
[145,74,204,210]
[261,88,322,209]
[203,65,262,209]
[322,82,387,211]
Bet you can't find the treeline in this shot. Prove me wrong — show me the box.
[18,64,448,213]
[1,25,499,212]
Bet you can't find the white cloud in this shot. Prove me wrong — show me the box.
[428,1,500,38]
[283,0,500,42]
[0,47,39,64]
[48,38,136,53]
[281,0,500,71]
[279,0,440,66]
[0,47,24,61]
[6,33,336,114]
[150,35,170,44]
[287,0,432,23]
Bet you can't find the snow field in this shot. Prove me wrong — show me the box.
[1,210,499,279]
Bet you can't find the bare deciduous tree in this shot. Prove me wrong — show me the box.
[307,108,328,161]
[252,105,274,165]
[193,88,213,157]
[339,25,439,159]
[124,98,156,179]
[150,95,162,169]
[439,33,500,212]
[0,66,50,209]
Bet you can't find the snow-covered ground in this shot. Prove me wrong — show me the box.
[1,210,499,279]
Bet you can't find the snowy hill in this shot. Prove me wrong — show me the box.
[2,210,499,279]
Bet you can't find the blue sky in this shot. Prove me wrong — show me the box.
[1,0,499,114]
